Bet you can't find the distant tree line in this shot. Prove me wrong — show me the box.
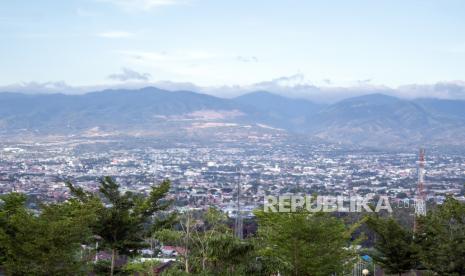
[1,177,465,275]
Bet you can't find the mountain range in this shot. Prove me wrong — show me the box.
[1,87,465,147]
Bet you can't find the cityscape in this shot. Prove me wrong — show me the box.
[2,131,464,216]
[2,0,465,275]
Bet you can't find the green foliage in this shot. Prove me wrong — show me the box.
[365,215,419,274]
[160,264,190,276]
[67,176,173,275]
[93,259,161,276]
[0,193,96,275]
[121,260,161,275]
[3,177,465,276]
[416,196,465,275]
[254,209,359,276]
[200,232,253,275]
[156,208,253,275]
[156,228,184,245]
[92,260,117,275]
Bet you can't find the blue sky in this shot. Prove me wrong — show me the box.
[1,0,465,88]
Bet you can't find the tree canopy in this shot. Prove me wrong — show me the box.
[67,176,172,275]
[0,193,96,275]
[416,196,465,275]
[365,215,419,275]
[254,209,360,276]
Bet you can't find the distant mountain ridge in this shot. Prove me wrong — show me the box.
[0,87,237,131]
[234,91,324,130]
[1,87,465,147]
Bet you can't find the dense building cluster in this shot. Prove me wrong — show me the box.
[1,133,464,216]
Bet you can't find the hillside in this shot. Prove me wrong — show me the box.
[1,87,465,147]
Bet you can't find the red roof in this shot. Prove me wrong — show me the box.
[161,245,187,255]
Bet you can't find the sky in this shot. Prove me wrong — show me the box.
[1,0,465,90]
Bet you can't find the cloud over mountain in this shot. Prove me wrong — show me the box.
[3,76,465,103]
[108,68,152,81]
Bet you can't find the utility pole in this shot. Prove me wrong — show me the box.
[414,148,427,232]
[234,169,243,239]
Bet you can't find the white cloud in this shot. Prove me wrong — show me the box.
[259,73,310,87]
[116,50,218,61]
[99,0,186,11]
[236,56,258,63]
[2,78,465,103]
[0,81,77,94]
[397,81,465,99]
[97,31,134,38]
[114,49,236,84]
[108,68,152,81]
[357,79,372,85]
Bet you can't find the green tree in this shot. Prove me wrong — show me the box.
[365,215,419,275]
[157,208,253,275]
[203,232,253,275]
[254,209,359,276]
[416,196,465,275]
[0,193,96,275]
[193,208,252,275]
[68,176,172,276]
[121,259,161,275]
